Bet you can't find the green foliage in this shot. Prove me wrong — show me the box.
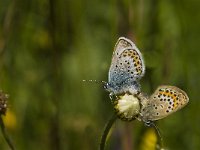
[0,0,199,149]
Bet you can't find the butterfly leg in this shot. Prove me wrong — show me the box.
[145,121,163,148]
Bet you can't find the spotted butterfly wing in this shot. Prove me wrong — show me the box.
[109,37,134,82]
[112,37,134,56]
[140,85,189,121]
[107,37,145,95]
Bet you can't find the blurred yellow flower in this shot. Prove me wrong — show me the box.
[140,128,157,150]
[2,110,17,130]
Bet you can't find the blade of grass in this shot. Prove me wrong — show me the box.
[0,116,15,150]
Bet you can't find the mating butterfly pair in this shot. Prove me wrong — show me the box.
[104,37,189,123]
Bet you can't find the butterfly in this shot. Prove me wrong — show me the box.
[139,85,189,123]
[97,37,189,150]
[112,85,189,122]
[104,37,145,97]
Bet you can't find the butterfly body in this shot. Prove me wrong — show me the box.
[105,80,140,96]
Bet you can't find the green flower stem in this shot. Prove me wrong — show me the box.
[99,114,118,150]
[0,116,15,150]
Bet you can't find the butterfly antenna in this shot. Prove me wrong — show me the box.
[82,79,107,85]
[150,122,164,149]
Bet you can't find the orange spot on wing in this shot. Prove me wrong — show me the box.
[159,92,179,109]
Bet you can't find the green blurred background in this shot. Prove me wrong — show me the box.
[0,0,199,150]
